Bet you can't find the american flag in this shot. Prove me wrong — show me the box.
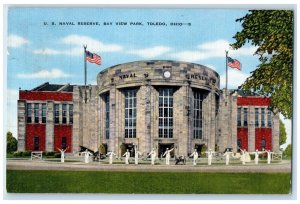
[227,57,241,70]
[86,50,101,65]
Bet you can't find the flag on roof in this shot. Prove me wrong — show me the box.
[227,57,241,70]
[86,50,101,65]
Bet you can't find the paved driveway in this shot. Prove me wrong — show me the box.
[6,159,291,173]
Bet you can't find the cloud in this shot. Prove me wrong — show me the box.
[127,46,171,58]
[8,34,29,48]
[61,35,123,54]
[168,39,257,62]
[220,69,249,89]
[17,68,71,79]
[33,48,61,55]
[33,35,123,56]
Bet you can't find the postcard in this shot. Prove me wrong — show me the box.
[5,6,293,196]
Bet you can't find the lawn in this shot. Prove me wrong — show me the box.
[6,170,291,194]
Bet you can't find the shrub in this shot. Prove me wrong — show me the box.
[54,153,61,158]
[23,151,32,157]
[43,152,55,157]
[13,151,23,157]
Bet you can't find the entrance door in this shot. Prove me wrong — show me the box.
[158,143,174,158]
[61,137,67,150]
[194,144,203,156]
[121,143,135,157]
[34,136,39,151]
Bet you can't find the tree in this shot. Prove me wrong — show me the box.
[7,131,18,153]
[283,144,292,157]
[231,10,293,119]
[279,119,287,146]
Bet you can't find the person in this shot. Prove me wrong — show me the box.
[163,147,174,165]
[57,146,68,163]
[148,148,156,165]
[206,149,214,165]
[265,150,272,164]
[123,149,130,164]
[82,149,93,163]
[134,145,142,165]
[106,151,116,164]
[251,149,263,165]
[223,149,232,165]
[189,149,199,166]
[240,149,246,165]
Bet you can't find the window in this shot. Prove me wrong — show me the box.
[261,108,265,127]
[104,94,110,139]
[34,136,39,151]
[255,108,259,127]
[42,104,46,123]
[237,108,241,127]
[243,108,248,126]
[193,90,205,139]
[158,88,173,138]
[261,139,266,151]
[61,137,67,150]
[54,104,60,124]
[124,89,137,138]
[34,103,39,123]
[267,110,272,127]
[69,104,73,124]
[62,104,67,124]
[26,103,32,123]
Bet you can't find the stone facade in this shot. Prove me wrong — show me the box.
[17,60,280,156]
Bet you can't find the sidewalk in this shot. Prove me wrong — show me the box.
[6,159,291,173]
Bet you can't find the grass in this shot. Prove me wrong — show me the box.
[6,170,291,194]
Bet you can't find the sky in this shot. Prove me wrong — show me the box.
[5,7,291,148]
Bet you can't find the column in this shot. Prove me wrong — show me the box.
[72,86,80,154]
[145,82,152,154]
[248,106,255,152]
[209,90,216,151]
[109,85,116,153]
[272,113,280,152]
[231,94,238,152]
[17,100,26,151]
[176,85,189,156]
[114,88,123,157]
[45,101,54,152]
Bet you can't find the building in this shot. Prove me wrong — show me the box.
[17,60,280,157]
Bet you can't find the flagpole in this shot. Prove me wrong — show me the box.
[84,45,87,103]
[225,50,228,91]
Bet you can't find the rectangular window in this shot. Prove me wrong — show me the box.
[104,94,110,139]
[124,89,137,138]
[34,136,39,151]
[34,103,39,123]
[193,90,205,139]
[255,108,259,127]
[158,88,173,138]
[54,104,60,124]
[267,109,272,127]
[243,108,248,126]
[261,108,265,127]
[26,103,32,123]
[69,104,73,124]
[62,104,67,124]
[61,137,67,150]
[237,108,241,127]
[42,103,46,123]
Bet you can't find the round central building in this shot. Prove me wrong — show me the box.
[96,60,220,157]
